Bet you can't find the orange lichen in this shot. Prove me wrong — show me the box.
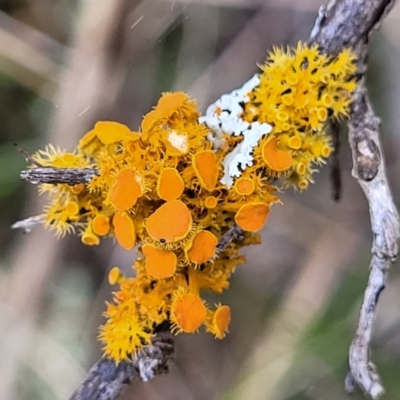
[30,44,358,361]
[211,305,231,339]
[94,121,132,144]
[108,266,123,285]
[311,142,331,158]
[71,183,85,194]
[298,179,309,190]
[288,135,301,149]
[295,161,307,175]
[92,214,110,236]
[262,137,292,171]
[156,92,187,118]
[234,177,255,196]
[78,129,98,151]
[235,202,270,232]
[113,211,136,250]
[110,169,143,210]
[142,244,177,279]
[81,226,100,246]
[145,200,192,243]
[205,196,218,209]
[171,292,207,333]
[192,150,219,191]
[157,168,185,201]
[65,201,79,216]
[141,110,159,134]
[187,230,218,264]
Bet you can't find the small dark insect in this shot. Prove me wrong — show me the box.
[159,238,166,244]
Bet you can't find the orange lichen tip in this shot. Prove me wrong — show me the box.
[143,244,177,279]
[192,150,219,191]
[156,92,187,118]
[157,168,184,201]
[171,293,207,333]
[141,110,159,134]
[94,121,132,144]
[145,200,192,243]
[110,169,143,210]
[81,226,100,246]
[66,201,79,216]
[113,211,136,250]
[262,137,292,171]
[92,214,110,236]
[234,177,255,196]
[108,267,122,285]
[288,135,301,149]
[71,183,85,194]
[205,196,218,209]
[235,202,270,232]
[78,129,97,150]
[213,305,231,339]
[187,230,218,264]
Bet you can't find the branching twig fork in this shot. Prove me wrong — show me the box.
[311,0,398,398]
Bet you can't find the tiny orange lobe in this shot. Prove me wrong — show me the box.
[113,211,136,250]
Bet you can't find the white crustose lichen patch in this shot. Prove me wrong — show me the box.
[199,74,272,187]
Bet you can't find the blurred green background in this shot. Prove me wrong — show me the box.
[1,1,400,399]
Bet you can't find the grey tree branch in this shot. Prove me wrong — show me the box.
[310,0,398,398]
[344,87,399,399]
[20,167,98,185]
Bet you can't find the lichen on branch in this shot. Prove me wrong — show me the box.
[19,42,357,363]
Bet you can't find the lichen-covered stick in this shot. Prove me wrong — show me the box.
[12,1,397,400]
[20,167,98,185]
[69,331,174,400]
[310,0,398,398]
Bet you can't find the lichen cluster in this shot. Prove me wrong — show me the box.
[31,43,356,362]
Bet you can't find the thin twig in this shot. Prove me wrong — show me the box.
[310,0,398,398]
[13,143,43,167]
[216,224,245,254]
[11,215,45,233]
[344,87,399,399]
[20,167,98,185]
[329,120,341,201]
